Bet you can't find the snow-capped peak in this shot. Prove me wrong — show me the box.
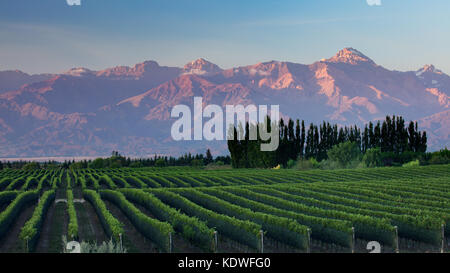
[64,67,94,77]
[327,48,375,65]
[183,58,222,75]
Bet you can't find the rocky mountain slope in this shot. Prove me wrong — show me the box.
[0,48,448,157]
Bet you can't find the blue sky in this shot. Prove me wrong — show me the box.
[0,0,449,74]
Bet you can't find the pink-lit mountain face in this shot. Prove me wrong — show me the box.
[0,48,448,157]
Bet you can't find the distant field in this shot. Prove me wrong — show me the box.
[0,165,449,253]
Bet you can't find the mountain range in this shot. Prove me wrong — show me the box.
[0,48,448,158]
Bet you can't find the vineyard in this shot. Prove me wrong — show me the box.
[0,164,449,253]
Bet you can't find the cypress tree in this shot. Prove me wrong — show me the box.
[313,126,320,159]
[332,124,338,147]
[410,122,416,152]
[363,125,369,153]
[338,127,345,144]
[295,119,301,159]
[381,120,388,152]
[305,123,314,158]
[420,132,428,153]
[414,122,421,153]
[368,122,374,149]
[300,120,306,158]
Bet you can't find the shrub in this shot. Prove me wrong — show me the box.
[428,148,450,165]
[293,158,319,170]
[327,142,362,169]
[286,159,296,169]
[191,159,204,167]
[155,158,167,167]
[22,162,40,171]
[89,158,105,169]
[362,147,383,167]
[403,160,420,167]
[214,160,224,166]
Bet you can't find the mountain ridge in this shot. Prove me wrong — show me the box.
[0,48,448,157]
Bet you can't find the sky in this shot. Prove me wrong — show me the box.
[0,0,449,74]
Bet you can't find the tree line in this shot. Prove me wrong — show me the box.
[0,150,230,170]
[227,115,428,168]
[70,150,230,169]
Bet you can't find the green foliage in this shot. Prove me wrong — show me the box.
[275,184,443,245]
[98,174,118,190]
[214,160,224,166]
[403,160,420,167]
[362,147,383,167]
[66,190,78,240]
[22,162,40,171]
[228,115,428,169]
[78,174,87,189]
[1,164,448,252]
[100,190,174,252]
[379,151,424,166]
[326,142,362,169]
[175,188,310,250]
[83,189,123,241]
[120,189,215,252]
[190,159,204,167]
[69,162,85,169]
[0,191,39,239]
[129,161,144,168]
[89,158,105,169]
[21,177,38,191]
[428,148,450,165]
[259,185,398,245]
[155,158,167,167]
[6,176,26,191]
[85,173,100,190]
[204,149,214,165]
[202,187,353,247]
[286,159,296,169]
[0,191,19,207]
[37,174,51,192]
[151,189,262,251]
[123,176,147,188]
[0,178,12,191]
[20,190,56,252]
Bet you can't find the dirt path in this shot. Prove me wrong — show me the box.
[35,202,68,253]
[72,186,83,199]
[103,200,159,253]
[76,201,107,243]
[0,204,35,253]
